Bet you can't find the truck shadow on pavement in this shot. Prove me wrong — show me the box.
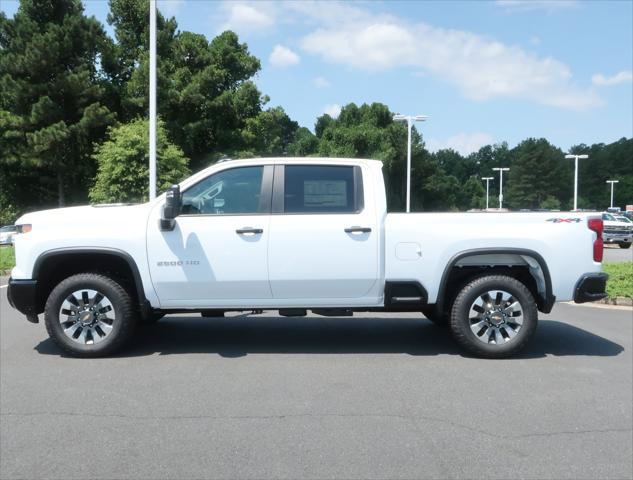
[34,315,624,359]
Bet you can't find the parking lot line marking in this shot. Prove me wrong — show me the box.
[0,285,8,289]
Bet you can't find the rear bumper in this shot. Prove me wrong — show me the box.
[6,278,39,319]
[573,272,608,304]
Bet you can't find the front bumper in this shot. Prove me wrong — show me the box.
[573,272,609,304]
[7,278,40,322]
[604,233,632,243]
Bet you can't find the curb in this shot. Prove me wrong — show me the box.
[599,296,633,307]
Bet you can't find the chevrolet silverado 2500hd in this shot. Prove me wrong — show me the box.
[7,158,608,358]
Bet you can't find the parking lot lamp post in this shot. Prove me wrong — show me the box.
[149,0,157,200]
[606,180,619,208]
[393,114,428,212]
[482,177,494,210]
[565,154,589,211]
[492,168,510,209]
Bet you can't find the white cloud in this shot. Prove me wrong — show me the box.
[269,45,300,67]
[300,14,601,110]
[427,133,494,156]
[313,76,331,88]
[495,0,577,12]
[323,103,341,118]
[219,3,274,35]
[592,71,633,86]
[159,0,184,17]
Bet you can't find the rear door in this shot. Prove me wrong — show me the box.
[267,163,380,303]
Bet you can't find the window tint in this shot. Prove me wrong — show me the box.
[181,166,264,215]
[284,165,358,213]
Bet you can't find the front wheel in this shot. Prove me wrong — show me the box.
[44,273,137,357]
[619,242,631,249]
[449,275,538,358]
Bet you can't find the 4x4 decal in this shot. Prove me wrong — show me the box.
[546,218,582,223]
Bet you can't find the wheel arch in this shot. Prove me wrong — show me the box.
[32,247,150,316]
[436,248,555,314]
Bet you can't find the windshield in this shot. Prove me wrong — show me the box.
[616,216,632,223]
[602,213,616,221]
[0,226,16,233]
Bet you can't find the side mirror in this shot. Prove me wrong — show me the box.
[160,184,181,231]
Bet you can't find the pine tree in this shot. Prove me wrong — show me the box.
[0,0,116,206]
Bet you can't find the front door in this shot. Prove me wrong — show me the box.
[147,165,272,308]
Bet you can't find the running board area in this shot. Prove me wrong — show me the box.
[279,308,354,317]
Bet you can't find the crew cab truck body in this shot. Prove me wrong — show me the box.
[7,158,608,358]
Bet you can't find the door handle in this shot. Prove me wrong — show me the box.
[236,227,263,235]
[344,226,372,234]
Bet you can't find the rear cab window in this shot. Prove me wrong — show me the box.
[281,165,363,214]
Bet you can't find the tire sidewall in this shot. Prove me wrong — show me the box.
[45,275,132,356]
[451,276,538,357]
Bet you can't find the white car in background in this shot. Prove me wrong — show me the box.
[602,213,632,249]
[0,225,17,245]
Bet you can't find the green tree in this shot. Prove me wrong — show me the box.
[506,138,569,210]
[237,106,299,158]
[467,143,511,202]
[0,0,116,206]
[89,118,189,203]
[539,195,561,210]
[288,127,318,156]
[434,149,474,183]
[574,138,633,210]
[459,176,486,210]
[309,102,458,211]
[107,0,266,169]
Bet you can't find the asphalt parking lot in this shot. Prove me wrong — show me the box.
[1,280,632,480]
[604,245,633,263]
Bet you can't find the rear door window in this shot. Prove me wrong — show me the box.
[283,165,361,213]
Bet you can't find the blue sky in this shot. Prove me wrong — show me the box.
[2,0,632,155]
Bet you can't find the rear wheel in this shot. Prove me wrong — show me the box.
[449,275,537,358]
[44,273,137,357]
[619,242,631,249]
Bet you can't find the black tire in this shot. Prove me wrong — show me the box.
[619,242,631,249]
[44,273,137,357]
[449,275,538,358]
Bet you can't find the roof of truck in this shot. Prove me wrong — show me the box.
[215,157,382,165]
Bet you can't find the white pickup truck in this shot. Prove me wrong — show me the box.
[7,158,608,358]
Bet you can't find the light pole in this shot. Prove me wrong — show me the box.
[565,154,588,211]
[606,180,619,208]
[393,114,428,212]
[492,168,510,209]
[482,177,494,210]
[148,0,157,200]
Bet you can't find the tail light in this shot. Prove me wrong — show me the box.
[587,217,603,262]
